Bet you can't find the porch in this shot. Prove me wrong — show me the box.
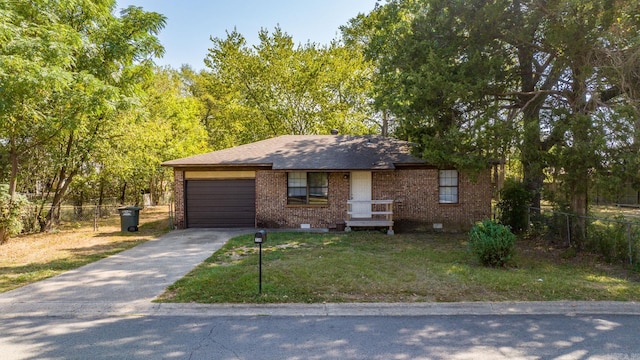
[345,199,394,235]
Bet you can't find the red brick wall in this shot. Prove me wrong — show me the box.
[175,168,492,231]
[374,169,492,231]
[173,169,185,229]
[256,171,350,228]
[255,169,491,231]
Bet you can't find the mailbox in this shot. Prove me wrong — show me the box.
[254,230,267,244]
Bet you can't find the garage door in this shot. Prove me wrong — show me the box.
[185,179,256,228]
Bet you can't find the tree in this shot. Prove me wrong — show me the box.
[0,0,79,198]
[57,66,209,214]
[344,0,516,172]
[348,0,640,244]
[194,27,376,148]
[0,0,167,231]
[90,67,209,206]
[0,184,28,244]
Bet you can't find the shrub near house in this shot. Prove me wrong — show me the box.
[0,184,28,244]
[468,220,516,267]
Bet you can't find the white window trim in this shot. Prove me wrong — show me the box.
[439,169,459,204]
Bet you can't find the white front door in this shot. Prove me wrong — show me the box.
[350,171,372,218]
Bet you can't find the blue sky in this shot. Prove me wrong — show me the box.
[115,0,378,70]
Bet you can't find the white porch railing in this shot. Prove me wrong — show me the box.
[346,199,394,234]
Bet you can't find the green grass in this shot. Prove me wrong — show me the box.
[157,231,640,304]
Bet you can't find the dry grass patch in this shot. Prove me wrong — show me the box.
[0,206,171,293]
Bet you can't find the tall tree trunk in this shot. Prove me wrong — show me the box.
[41,120,104,231]
[515,19,548,214]
[42,131,77,231]
[381,111,389,137]
[149,176,155,206]
[522,114,544,212]
[120,182,127,205]
[98,178,105,206]
[74,191,84,218]
[8,139,19,199]
[570,180,588,248]
[566,65,593,247]
[43,168,77,231]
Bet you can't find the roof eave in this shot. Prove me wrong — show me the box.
[161,163,273,169]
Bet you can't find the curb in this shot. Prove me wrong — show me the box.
[149,301,640,317]
[1,301,639,319]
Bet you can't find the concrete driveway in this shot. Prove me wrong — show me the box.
[0,228,253,316]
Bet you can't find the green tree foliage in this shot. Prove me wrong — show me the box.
[193,27,376,148]
[87,67,209,206]
[343,0,515,172]
[0,184,28,244]
[586,216,639,264]
[60,66,209,212]
[0,0,80,197]
[348,0,640,243]
[0,0,168,231]
[497,178,531,234]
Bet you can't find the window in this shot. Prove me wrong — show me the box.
[287,172,328,205]
[439,170,458,204]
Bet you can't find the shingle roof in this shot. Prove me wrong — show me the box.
[162,135,427,170]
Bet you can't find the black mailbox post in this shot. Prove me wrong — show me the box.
[254,230,267,293]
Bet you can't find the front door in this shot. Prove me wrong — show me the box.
[350,171,372,218]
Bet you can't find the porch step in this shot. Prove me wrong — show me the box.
[345,220,394,227]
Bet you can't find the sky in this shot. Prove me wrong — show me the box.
[115,0,378,70]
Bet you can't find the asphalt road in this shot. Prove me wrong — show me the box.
[2,313,640,359]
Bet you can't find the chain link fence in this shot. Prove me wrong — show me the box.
[20,203,176,234]
[528,207,640,266]
[21,204,125,233]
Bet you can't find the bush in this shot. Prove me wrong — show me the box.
[468,219,516,267]
[586,217,639,264]
[497,178,531,233]
[0,184,29,244]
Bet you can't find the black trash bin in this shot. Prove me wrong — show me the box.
[118,206,142,232]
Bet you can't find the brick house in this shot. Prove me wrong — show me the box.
[162,135,492,232]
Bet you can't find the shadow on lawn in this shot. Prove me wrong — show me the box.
[0,237,148,276]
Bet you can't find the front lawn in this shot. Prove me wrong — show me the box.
[157,231,640,303]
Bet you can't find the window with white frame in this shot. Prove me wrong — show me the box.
[439,169,458,204]
[287,172,328,205]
